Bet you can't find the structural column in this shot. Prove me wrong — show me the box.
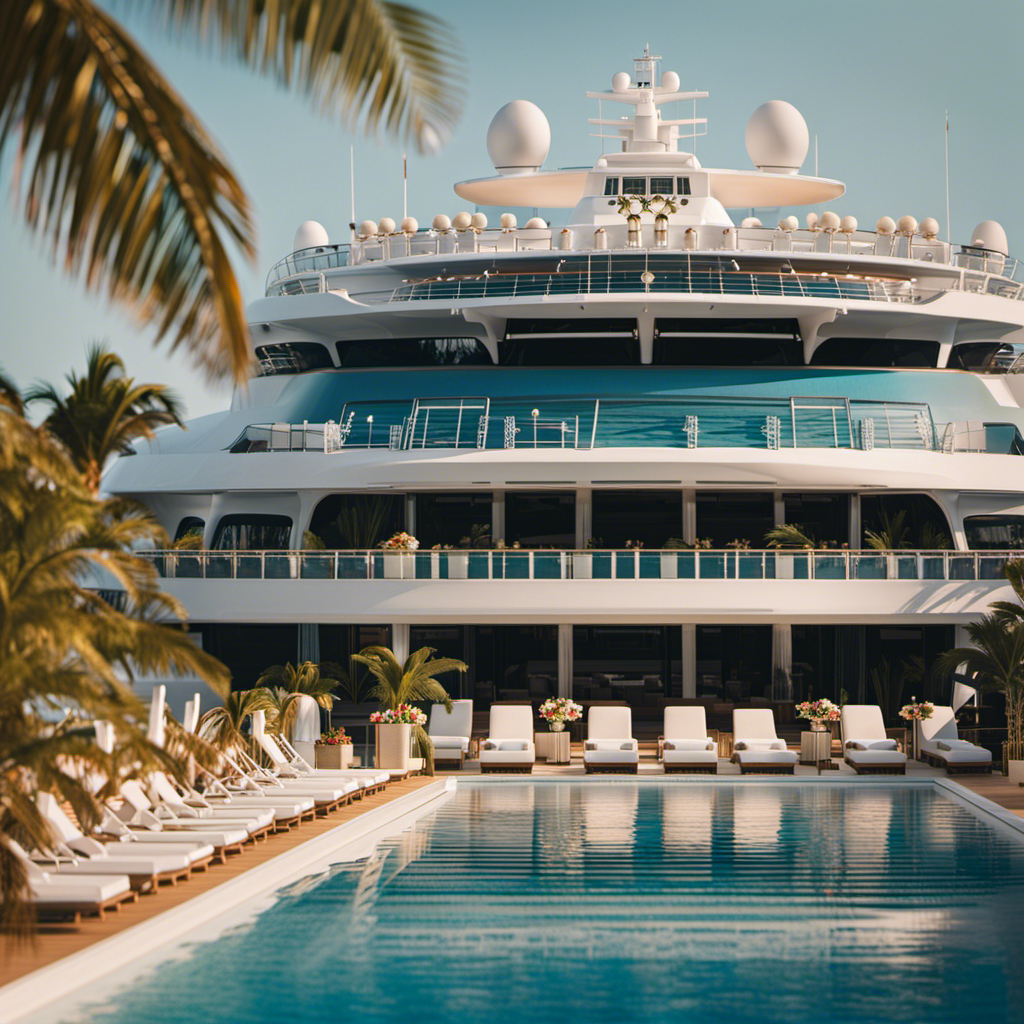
[391,623,410,665]
[771,623,793,703]
[492,491,505,546]
[576,488,592,548]
[682,489,697,545]
[849,493,861,549]
[681,623,697,698]
[558,624,573,698]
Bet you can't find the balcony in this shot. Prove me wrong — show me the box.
[143,548,1018,583]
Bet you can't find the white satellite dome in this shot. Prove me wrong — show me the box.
[819,211,841,231]
[919,217,939,239]
[778,215,799,232]
[612,72,631,93]
[660,71,680,93]
[524,217,547,229]
[470,212,488,230]
[293,220,328,252]
[486,100,551,175]
[357,220,377,239]
[971,219,1008,254]
[745,101,810,175]
[839,215,858,234]
[452,211,473,230]
[378,217,397,234]
[876,216,896,235]
[400,217,419,234]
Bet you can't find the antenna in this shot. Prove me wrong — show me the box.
[814,135,818,177]
[944,111,951,244]
[403,152,408,221]
[349,145,356,242]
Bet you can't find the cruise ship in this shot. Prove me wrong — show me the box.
[107,48,1024,737]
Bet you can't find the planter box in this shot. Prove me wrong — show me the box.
[376,723,412,771]
[316,744,353,770]
[382,552,414,579]
[1008,759,1024,784]
[447,552,469,579]
[574,553,592,579]
[660,552,678,579]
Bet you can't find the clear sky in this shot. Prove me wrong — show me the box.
[1,0,1021,420]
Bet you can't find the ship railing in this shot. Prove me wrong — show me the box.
[141,548,1023,583]
[230,396,941,454]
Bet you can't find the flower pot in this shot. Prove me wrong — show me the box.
[316,744,353,770]
[376,723,412,771]
[549,721,565,733]
[810,721,829,732]
[1008,759,1024,784]
[383,552,413,579]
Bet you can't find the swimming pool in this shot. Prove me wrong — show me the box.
[25,781,1024,1024]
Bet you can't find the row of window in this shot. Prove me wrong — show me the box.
[603,176,693,197]
[254,333,1016,374]
[175,493,1022,551]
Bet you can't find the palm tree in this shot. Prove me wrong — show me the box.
[0,368,22,414]
[352,645,466,774]
[935,616,1024,760]
[256,661,338,737]
[764,524,817,549]
[25,344,184,494]
[865,508,912,550]
[197,688,274,753]
[0,405,230,935]
[1,1,463,383]
[333,495,398,549]
[991,559,1024,625]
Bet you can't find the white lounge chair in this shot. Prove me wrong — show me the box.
[275,732,391,790]
[479,705,535,773]
[145,771,277,835]
[918,706,993,774]
[731,709,797,774]
[584,706,639,774]
[428,699,473,769]
[840,705,908,775]
[662,706,717,774]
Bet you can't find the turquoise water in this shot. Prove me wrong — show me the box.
[56,783,1024,1024]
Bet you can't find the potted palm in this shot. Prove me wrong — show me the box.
[257,660,339,763]
[352,645,467,774]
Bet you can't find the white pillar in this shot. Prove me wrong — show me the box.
[392,623,410,665]
[773,491,786,528]
[683,489,697,545]
[558,624,573,698]
[405,494,416,536]
[682,623,697,698]
[771,624,793,702]
[849,493,861,549]
[492,491,505,546]
[576,488,592,548]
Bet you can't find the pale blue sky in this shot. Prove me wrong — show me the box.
[1,0,1021,419]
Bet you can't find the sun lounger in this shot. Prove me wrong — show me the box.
[662,706,718,774]
[918,706,993,774]
[428,699,474,769]
[145,772,277,835]
[479,705,536,773]
[840,705,908,775]
[275,733,391,791]
[731,709,798,774]
[584,706,639,774]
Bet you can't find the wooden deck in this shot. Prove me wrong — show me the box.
[0,775,437,988]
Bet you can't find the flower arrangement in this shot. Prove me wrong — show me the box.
[369,703,427,726]
[315,726,352,746]
[899,698,935,721]
[380,531,419,550]
[538,697,583,731]
[795,697,841,724]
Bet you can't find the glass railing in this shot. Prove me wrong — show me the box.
[142,549,1019,583]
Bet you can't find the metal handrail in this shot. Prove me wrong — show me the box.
[142,547,1021,583]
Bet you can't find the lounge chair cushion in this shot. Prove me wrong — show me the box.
[585,739,638,752]
[482,739,530,751]
[934,743,992,763]
[844,748,907,765]
[583,748,639,764]
[845,739,898,751]
[734,739,786,751]
[664,747,717,764]
[664,739,716,751]
[734,749,797,764]
[478,746,535,765]
[430,735,470,752]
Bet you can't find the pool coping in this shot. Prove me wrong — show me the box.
[0,778,454,1024]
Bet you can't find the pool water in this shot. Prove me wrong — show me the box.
[50,783,1024,1024]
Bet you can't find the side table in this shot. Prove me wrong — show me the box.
[799,730,833,770]
[535,730,571,764]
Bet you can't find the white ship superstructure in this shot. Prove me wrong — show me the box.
[107,50,1024,727]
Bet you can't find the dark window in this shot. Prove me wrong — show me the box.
[676,177,692,196]
[335,338,492,368]
[502,318,639,366]
[965,515,1024,550]
[255,342,333,376]
[574,625,682,711]
[782,494,849,548]
[860,495,952,549]
[649,176,673,195]
[810,337,940,368]
[505,492,575,548]
[202,624,299,691]
[415,493,493,548]
[309,494,404,549]
[622,176,646,194]
[654,318,802,366]
[696,492,774,548]
[592,490,683,548]
[947,342,1014,370]
[174,516,205,542]
[212,514,293,550]
[603,177,620,196]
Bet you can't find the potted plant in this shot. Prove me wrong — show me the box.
[368,705,426,772]
[300,529,333,579]
[353,644,468,775]
[795,697,841,732]
[898,697,935,761]
[538,697,583,733]
[379,530,418,578]
[315,726,353,769]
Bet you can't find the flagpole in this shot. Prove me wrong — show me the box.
[944,111,951,243]
[349,145,356,241]
[403,153,408,221]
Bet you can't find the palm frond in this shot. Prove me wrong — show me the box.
[764,524,816,549]
[865,508,911,550]
[0,0,255,382]
[0,368,23,415]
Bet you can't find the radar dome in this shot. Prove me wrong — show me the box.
[660,71,680,93]
[487,100,551,175]
[612,72,631,93]
[378,217,396,234]
[293,220,328,252]
[971,219,1008,254]
[745,101,809,175]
